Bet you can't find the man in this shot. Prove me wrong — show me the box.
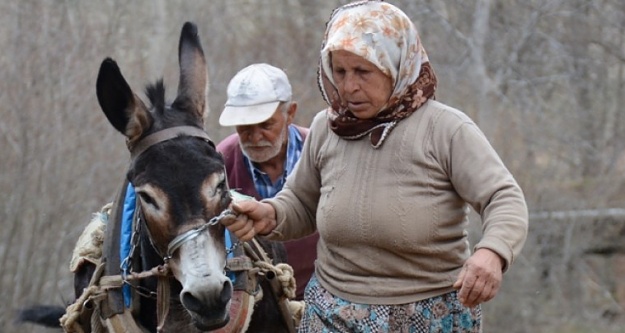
[217,63,318,300]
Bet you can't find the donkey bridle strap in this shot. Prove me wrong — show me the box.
[129,126,213,160]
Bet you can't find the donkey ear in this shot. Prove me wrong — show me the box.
[96,58,152,142]
[172,22,208,121]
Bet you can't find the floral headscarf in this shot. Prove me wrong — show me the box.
[318,0,437,148]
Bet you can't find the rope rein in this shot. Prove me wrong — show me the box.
[64,240,298,332]
[60,263,171,333]
[253,261,297,300]
[65,178,296,331]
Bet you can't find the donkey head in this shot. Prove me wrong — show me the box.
[95,22,232,330]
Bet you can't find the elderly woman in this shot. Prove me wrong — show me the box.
[222,1,528,332]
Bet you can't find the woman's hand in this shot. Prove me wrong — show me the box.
[220,201,277,242]
[452,248,504,308]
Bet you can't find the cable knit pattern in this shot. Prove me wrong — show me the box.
[265,100,528,305]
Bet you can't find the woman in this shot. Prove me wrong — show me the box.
[222,1,528,332]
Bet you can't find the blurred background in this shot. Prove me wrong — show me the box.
[2,0,624,332]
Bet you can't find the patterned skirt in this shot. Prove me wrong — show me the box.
[298,275,481,333]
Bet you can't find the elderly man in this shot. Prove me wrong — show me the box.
[217,63,318,300]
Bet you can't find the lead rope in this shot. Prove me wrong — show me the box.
[61,263,171,333]
[244,239,297,333]
[156,269,171,333]
[60,262,107,333]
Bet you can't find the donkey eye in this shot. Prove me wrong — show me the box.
[214,178,228,196]
[220,183,232,207]
[138,191,160,210]
[202,172,227,200]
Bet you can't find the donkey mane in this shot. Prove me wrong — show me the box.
[145,79,198,126]
[145,79,166,114]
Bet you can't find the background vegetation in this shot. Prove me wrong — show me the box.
[2,1,624,332]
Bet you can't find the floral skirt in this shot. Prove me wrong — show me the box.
[298,275,481,333]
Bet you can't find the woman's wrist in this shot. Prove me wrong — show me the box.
[257,221,276,236]
[257,203,277,236]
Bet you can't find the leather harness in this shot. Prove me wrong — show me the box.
[92,126,295,332]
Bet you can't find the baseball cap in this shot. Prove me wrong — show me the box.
[219,63,292,126]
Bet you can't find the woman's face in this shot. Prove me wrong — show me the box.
[330,50,393,120]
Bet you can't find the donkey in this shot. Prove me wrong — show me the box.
[17,22,293,333]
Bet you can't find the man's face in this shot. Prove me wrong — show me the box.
[236,104,290,163]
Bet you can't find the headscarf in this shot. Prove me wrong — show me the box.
[318,0,437,148]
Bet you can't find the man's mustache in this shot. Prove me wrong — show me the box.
[242,141,273,148]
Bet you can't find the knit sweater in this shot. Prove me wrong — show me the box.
[265,100,528,305]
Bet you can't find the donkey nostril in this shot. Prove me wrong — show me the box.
[181,291,204,314]
[219,281,233,306]
[181,281,232,313]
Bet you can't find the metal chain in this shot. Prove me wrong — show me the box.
[208,208,234,226]
[214,208,243,255]
[226,240,242,255]
[120,214,162,299]
[120,212,141,278]
[119,206,241,298]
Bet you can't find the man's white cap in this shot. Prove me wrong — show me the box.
[219,63,292,126]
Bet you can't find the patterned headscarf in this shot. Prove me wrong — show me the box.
[318,0,437,148]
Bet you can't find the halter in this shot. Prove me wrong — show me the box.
[122,125,239,273]
[128,125,214,159]
[164,208,237,262]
